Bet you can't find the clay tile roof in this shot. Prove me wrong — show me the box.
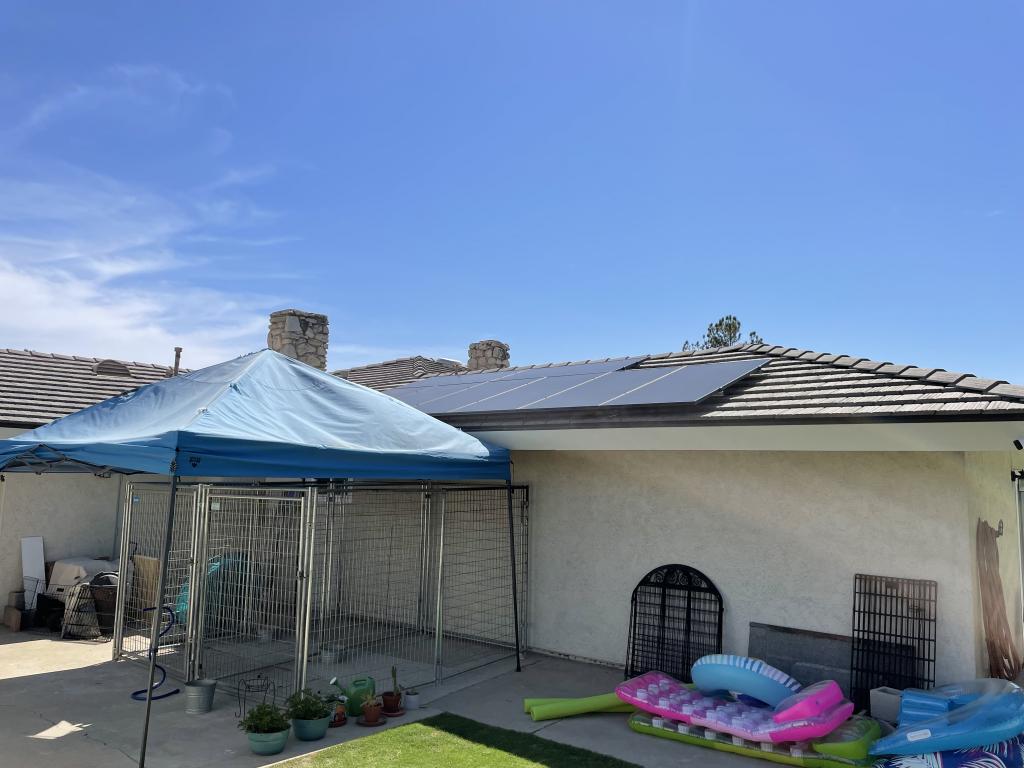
[332,355,465,390]
[0,348,179,429]
[387,342,1024,428]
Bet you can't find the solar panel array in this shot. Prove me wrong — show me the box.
[386,357,768,415]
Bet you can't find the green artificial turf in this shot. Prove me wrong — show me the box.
[280,712,640,768]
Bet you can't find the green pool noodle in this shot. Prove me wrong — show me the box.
[523,695,630,714]
[523,697,566,713]
[529,693,631,721]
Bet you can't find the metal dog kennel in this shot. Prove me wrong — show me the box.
[113,480,528,697]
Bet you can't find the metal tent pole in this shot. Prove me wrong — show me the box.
[138,473,179,768]
[506,480,522,672]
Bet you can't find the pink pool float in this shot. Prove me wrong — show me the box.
[616,671,853,744]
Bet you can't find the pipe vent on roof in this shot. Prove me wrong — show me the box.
[93,359,132,377]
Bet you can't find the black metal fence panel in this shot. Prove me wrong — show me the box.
[850,573,937,711]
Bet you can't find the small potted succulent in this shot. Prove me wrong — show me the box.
[285,689,333,741]
[403,686,421,711]
[382,665,403,714]
[360,692,384,726]
[238,702,290,755]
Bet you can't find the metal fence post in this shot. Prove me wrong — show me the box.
[299,486,318,691]
[505,481,522,672]
[433,489,446,683]
[293,489,308,693]
[139,472,179,768]
[187,484,210,680]
[112,481,135,661]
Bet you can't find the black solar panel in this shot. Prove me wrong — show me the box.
[607,359,765,406]
[386,357,768,415]
[497,358,647,381]
[415,378,540,411]
[451,373,597,412]
[529,367,670,409]
[391,357,646,393]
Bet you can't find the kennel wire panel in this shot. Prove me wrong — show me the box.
[113,483,201,680]
[303,485,528,693]
[115,482,528,697]
[190,486,310,695]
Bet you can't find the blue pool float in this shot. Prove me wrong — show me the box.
[871,681,1024,756]
[898,681,987,726]
[691,654,801,708]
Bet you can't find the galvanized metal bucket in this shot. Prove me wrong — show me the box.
[184,679,217,714]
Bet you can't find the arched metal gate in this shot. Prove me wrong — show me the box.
[625,563,723,682]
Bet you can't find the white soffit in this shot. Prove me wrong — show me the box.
[472,420,1024,452]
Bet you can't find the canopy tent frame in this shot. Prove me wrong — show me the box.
[0,350,516,768]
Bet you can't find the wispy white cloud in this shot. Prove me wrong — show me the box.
[0,170,275,366]
[184,233,301,248]
[6,65,232,145]
[0,65,304,368]
[203,164,276,192]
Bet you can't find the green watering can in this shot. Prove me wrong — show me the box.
[344,676,375,711]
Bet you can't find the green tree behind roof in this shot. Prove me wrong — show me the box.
[683,315,763,351]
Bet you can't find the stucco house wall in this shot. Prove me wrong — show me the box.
[0,426,124,597]
[512,449,1022,683]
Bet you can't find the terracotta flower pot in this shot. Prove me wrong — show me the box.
[330,703,347,727]
[362,702,383,725]
[382,691,402,713]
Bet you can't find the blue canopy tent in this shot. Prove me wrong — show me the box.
[0,350,518,767]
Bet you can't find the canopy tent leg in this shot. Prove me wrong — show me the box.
[138,473,179,768]
[506,480,522,672]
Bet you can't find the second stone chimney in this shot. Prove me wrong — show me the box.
[467,339,510,371]
[267,309,329,370]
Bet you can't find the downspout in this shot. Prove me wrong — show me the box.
[0,475,6,561]
[1015,470,1024,626]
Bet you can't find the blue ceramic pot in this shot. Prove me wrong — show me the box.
[292,715,332,741]
[247,728,290,755]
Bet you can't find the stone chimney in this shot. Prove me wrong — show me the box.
[267,309,329,370]
[467,339,510,371]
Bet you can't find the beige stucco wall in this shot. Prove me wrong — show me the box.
[512,450,996,684]
[0,427,123,597]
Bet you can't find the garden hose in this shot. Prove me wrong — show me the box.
[130,606,181,701]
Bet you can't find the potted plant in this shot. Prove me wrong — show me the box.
[285,689,333,741]
[238,702,290,756]
[404,687,421,711]
[360,692,384,725]
[382,665,403,714]
[327,677,348,727]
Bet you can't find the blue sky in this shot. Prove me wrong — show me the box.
[1,3,1022,381]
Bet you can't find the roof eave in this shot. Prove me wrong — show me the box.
[436,406,1024,432]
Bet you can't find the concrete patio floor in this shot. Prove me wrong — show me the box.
[0,628,749,767]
